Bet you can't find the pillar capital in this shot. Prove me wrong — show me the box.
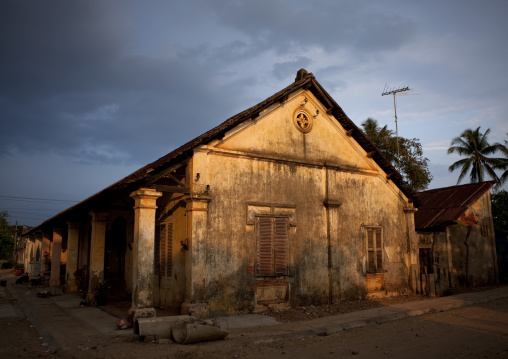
[52,227,64,235]
[89,211,109,222]
[404,204,417,213]
[185,194,211,212]
[66,221,81,230]
[130,188,163,209]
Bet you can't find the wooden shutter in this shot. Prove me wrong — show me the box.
[154,224,161,276]
[256,216,273,276]
[274,217,289,276]
[166,222,173,276]
[256,216,289,277]
[367,227,382,272]
[160,223,168,276]
[367,228,375,272]
[375,228,382,270]
[155,221,173,278]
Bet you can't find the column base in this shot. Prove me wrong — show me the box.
[65,284,78,293]
[49,279,60,287]
[132,307,157,334]
[86,292,95,305]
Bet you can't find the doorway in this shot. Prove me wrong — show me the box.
[105,217,127,300]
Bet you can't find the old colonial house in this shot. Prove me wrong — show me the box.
[414,182,498,296]
[23,69,424,320]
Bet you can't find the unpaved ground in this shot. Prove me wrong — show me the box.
[33,296,508,359]
[263,292,431,323]
[1,268,506,359]
[262,286,492,323]
[0,282,51,358]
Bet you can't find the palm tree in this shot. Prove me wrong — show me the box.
[448,127,505,184]
[496,133,508,185]
[361,118,396,162]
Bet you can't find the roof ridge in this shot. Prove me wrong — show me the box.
[25,69,414,233]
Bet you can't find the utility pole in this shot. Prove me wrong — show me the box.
[382,85,410,162]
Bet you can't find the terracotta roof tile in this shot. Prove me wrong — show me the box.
[414,181,494,230]
[26,69,412,233]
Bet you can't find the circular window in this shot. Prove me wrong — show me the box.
[293,109,313,133]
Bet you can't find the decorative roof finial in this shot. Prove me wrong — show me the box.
[295,68,308,82]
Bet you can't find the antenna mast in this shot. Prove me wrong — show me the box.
[382,85,410,161]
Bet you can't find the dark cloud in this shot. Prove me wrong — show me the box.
[0,0,418,168]
[0,1,130,102]
[0,1,243,166]
[209,0,416,53]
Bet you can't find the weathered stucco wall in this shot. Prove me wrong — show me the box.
[416,191,498,294]
[448,192,497,286]
[327,170,410,299]
[176,90,413,314]
[416,231,453,296]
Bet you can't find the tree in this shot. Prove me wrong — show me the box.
[447,127,505,184]
[361,118,433,192]
[495,133,508,186]
[492,190,508,239]
[492,190,508,283]
[0,212,14,260]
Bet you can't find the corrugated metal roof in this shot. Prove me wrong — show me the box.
[413,181,494,231]
[25,69,412,235]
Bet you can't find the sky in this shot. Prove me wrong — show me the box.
[1,0,507,226]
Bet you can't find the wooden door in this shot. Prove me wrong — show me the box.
[155,218,173,308]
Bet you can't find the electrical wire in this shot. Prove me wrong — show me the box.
[0,195,79,204]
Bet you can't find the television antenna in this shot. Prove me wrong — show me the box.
[382,85,410,161]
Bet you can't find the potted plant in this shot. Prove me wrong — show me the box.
[14,263,24,276]
[93,280,110,306]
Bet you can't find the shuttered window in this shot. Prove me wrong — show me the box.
[367,227,383,272]
[155,220,173,277]
[256,216,289,277]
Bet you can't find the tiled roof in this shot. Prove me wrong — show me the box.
[413,182,494,231]
[25,69,411,234]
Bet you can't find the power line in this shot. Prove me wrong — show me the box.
[1,209,60,216]
[0,195,79,204]
[0,207,64,212]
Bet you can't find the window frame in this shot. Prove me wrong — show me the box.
[365,226,383,273]
[255,214,290,277]
[155,218,173,279]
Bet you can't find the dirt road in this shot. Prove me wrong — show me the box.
[2,284,507,358]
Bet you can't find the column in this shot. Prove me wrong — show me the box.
[87,212,109,303]
[181,194,211,315]
[130,188,162,323]
[40,232,52,278]
[34,231,43,276]
[49,228,63,287]
[65,222,80,292]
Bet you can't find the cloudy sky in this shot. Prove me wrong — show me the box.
[1,0,507,226]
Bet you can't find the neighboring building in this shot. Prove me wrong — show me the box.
[13,226,32,270]
[24,228,43,278]
[414,182,498,296]
[23,69,421,321]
